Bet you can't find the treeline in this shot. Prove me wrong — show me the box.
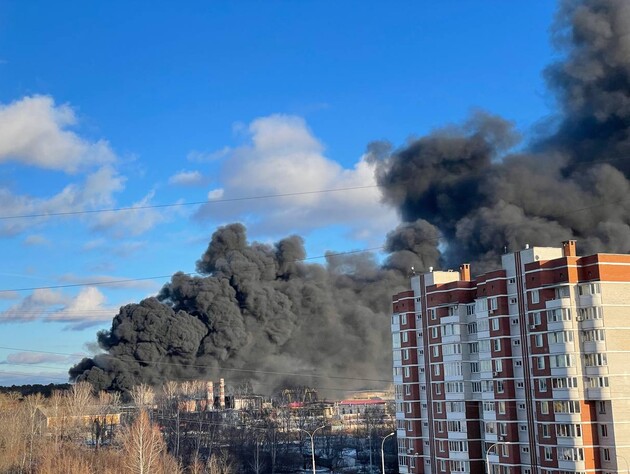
[0,383,71,398]
[0,382,398,473]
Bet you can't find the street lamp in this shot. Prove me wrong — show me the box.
[485,440,521,474]
[298,425,327,474]
[381,432,395,474]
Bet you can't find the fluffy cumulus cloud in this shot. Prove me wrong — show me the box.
[0,165,126,236]
[91,190,171,238]
[194,114,398,242]
[0,287,116,330]
[0,95,115,173]
[0,95,175,239]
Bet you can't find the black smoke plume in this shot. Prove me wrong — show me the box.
[71,0,630,393]
[70,223,431,394]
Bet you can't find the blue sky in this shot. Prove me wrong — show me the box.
[0,1,557,385]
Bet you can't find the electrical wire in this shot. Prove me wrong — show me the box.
[0,185,379,220]
[0,246,385,293]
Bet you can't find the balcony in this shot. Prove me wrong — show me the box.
[546,297,572,309]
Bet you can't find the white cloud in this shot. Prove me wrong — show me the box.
[0,165,125,236]
[91,190,169,238]
[168,170,205,186]
[23,234,50,246]
[187,147,230,163]
[3,352,70,365]
[0,95,115,173]
[0,287,116,330]
[207,188,224,200]
[194,114,398,243]
[58,273,159,291]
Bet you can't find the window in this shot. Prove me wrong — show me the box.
[508,277,516,284]
[401,331,408,343]
[537,356,546,370]
[404,367,410,378]
[599,401,607,414]
[550,354,574,368]
[433,364,441,376]
[544,447,553,461]
[578,283,600,295]
[531,311,542,325]
[497,401,506,414]
[494,358,503,372]
[584,353,607,367]
[493,339,501,352]
[547,308,572,322]
[556,424,582,438]
[432,346,439,357]
[541,424,550,438]
[535,334,544,347]
[469,342,479,353]
[540,401,549,414]
[553,400,581,414]
[603,448,611,462]
[496,381,505,393]
[429,309,436,320]
[531,290,539,304]
[431,327,438,338]
[491,317,500,331]
[539,378,548,392]
[403,349,409,360]
[401,314,407,325]
[581,329,605,342]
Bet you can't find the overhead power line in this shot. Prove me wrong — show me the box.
[0,246,385,293]
[0,185,379,220]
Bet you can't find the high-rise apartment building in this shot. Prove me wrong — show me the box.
[391,241,630,474]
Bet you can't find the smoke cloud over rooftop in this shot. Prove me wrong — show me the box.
[70,0,630,393]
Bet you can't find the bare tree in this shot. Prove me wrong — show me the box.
[121,409,167,474]
[207,449,235,474]
[131,383,156,410]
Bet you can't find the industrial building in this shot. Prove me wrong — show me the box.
[391,241,630,473]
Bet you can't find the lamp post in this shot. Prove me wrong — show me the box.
[617,454,630,474]
[298,425,327,474]
[381,432,395,474]
[485,440,521,474]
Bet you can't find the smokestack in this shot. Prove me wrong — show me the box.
[562,240,576,258]
[206,381,214,410]
[459,263,471,281]
[219,378,225,409]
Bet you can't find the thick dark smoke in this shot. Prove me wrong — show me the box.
[70,224,425,394]
[71,0,630,393]
[374,0,630,271]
